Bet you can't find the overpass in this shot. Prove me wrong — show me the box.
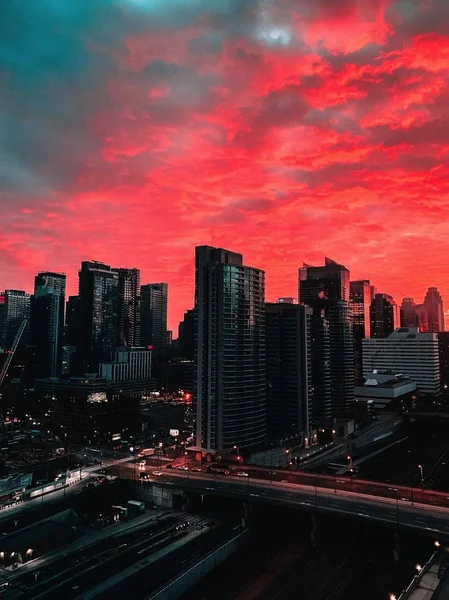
[125,466,449,540]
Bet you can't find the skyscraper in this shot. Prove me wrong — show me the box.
[29,272,66,379]
[0,293,5,350]
[140,283,168,359]
[401,297,418,328]
[350,280,372,381]
[194,246,266,455]
[423,287,445,333]
[299,258,354,418]
[78,261,119,371]
[178,309,194,360]
[1,290,30,350]
[370,293,400,338]
[265,302,313,441]
[117,268,140,347]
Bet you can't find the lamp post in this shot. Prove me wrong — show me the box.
[418,464,424,488]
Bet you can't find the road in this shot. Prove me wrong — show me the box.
[117,461,449,538]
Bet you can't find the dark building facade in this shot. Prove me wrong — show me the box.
[265,302,313,442]
[299,258,354,418]
[1,290,30,350]
[350,280,372,382]
[117,268,140,347]
[438,332,449,392]
[77,261,119,372]
[194,246,266,455]
[28,272,66,380]
[49,381,140,444]
[178,309,194,360]
[401,297,418,328]
[370,293,400,338]
[140,283,168,359]
[423,287,445,333]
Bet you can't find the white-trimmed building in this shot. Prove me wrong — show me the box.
[362,327,440,396]
[100,347,152,382]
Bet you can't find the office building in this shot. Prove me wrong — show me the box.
[265,302,313,442]
[1,290,30,350]
[140,283,168,359]
[28,272,66,379]
[350,280,372,381]
[370,293,400,338]
[178,309,194,360]
[77,261,119,371]
[194,245,266,455]
[117,268,140,347]
[362,327,440,396]
[401,298,418,328]
[299,258,354,418]
[438,332,449,392]
[99,347,152,382]
[47,381,140,444]
[423,287,445,333]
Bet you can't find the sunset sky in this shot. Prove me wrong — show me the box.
[2,0,449,331]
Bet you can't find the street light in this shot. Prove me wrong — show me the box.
[418,464,424,488]
[415,564,422,573]
[389,594,397,600]
[435,541,440,548]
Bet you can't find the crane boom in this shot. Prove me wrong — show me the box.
[0,319,27,388]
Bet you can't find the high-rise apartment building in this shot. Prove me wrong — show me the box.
[77,261,119,371]
[194,246,266,455]
[29,272,66,379]
[401,297,418,328]
[299,258,354,418]
[1,290,30,350]
[140,283,168,359]
[423,287,445,333]
[370,293,400,338]
[350,280,372,381]
[265,302,313,441]
[362,327,440,396]
[117,268,140,347]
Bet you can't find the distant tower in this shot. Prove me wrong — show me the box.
[178,309,194,360]
[370,293,400,338]
[401,297,418,328]
[29,272,66,379]
[77,261,119,371]
[140,283,168,359]
[299,258,354,419]
[117,268,140,347]
[2,290,30,350]
[350,280,371,381]
[423,287,445,333]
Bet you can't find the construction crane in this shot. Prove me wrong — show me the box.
[0,319,28,389]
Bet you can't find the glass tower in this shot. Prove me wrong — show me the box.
[194,246,266,454]
[140,283,168,358]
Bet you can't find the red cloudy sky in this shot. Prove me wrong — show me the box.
[1,0,449,330]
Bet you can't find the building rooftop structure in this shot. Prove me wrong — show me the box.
[355,370,417,410]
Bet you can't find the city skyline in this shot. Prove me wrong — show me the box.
[2,1,449,330]
[0,253,447,334]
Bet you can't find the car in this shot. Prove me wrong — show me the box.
[140,472,149,479]
[165,464,173,469]
[237,472,249,478]
[84,482,95,489]
[152,471,163,477]
[138,460,146,467]
[191,467,202,472]
[177,465,188,471]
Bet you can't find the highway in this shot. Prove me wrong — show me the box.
[118,461,449,538]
